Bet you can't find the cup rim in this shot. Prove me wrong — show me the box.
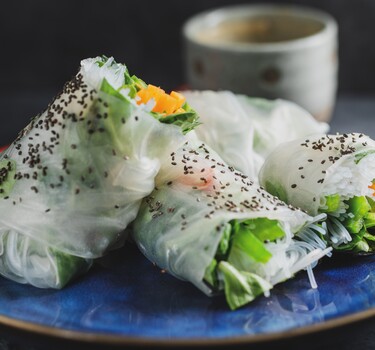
[182,3,338,53]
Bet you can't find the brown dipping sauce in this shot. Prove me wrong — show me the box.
[196,14,325,45]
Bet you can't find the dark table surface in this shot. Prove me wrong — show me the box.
[0,93,374,350]
[330,94,375,137]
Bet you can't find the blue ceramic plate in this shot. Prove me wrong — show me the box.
[0,243,374,347]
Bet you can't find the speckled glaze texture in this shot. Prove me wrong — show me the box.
[0,243,374,340]
[183,4,338,122]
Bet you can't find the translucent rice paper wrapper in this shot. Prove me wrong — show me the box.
[0,57,187,287]
[133,140,329,296]
[259,133,375,216]
[183,90,329,179]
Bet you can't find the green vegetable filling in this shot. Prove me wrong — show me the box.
[354,150,375,164]
[321,194,341,213]
[0,159,17,198]
[151,102,201,134]
[51,248,91,288]
[204,218,285,309]
[96,56,199,134]
[321,191,375,253]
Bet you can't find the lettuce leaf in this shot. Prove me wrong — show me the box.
[203,217,285,308]
[218,261,272,310]
[231,228,272,264]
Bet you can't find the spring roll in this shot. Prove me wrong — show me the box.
[259,133,375,254]
[133,141,331,310]
[0,56,198,288]
[183,90,328,179]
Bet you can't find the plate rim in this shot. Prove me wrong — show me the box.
[0,306,374,347]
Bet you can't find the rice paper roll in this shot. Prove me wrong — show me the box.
[259,133,375,253]
[183,90,329,179]
[133,141,331,310]
[0,56,198,288]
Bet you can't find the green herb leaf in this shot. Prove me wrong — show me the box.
[100,78,126,101]
[50,248,91,288]
[354,150,375,164]
[264,180,287,203]
[157,107,201,134]
[0,159,16,198]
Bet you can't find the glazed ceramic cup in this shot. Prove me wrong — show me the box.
[183,4,338,122]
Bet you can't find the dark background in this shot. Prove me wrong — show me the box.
[0,1,375,349]
[0,0,373,149]
[0,0,375,94]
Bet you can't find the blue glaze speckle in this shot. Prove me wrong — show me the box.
[0,244,374,340]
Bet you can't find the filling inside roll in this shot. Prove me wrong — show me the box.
[204,217,329,310]
[260,133,375,254]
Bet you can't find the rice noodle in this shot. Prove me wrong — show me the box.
[327,217,352,247]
